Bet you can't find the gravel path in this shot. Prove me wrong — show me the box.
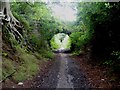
[33,53,90,89]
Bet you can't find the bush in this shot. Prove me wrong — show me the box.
[70,32,85,50]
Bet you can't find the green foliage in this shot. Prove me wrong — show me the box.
[2,2,69,83]
[12,45,39,82]
[50,36,59,50]
[29,34,43,50]
[70,32,83,49]
[65,36,71,49]
[2,58,16,81]
[12,11,30,30]
[2,24,15,48]
[73,2,120,75]
[50,33,71,50]
[11,2,60,42]
[70,31,92,54]
[2,44,53,82]
[2,45,39,82]
[33,52,43,59]
[39,49,54,59]
[11,2,58,59]
[6,1,120,83]
[70,3,95,53]
[9,33,19,47]
[13,66,27,82]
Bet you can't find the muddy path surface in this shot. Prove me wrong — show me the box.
[32,53,90,88]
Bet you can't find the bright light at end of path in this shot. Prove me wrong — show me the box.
[51,4,77,22]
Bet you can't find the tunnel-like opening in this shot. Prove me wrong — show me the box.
[50,33,71,53]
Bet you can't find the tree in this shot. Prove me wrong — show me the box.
[1,0,24,45]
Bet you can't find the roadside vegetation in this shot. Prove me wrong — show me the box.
[2,2,59,82]
[70,2,120,84]
[1,1,120,87]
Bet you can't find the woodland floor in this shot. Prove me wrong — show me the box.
[2,53,120,89]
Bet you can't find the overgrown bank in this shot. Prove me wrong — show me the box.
[70,2,120,86]
[1,2,57,83]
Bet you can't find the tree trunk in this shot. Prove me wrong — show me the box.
[1,0,24,44]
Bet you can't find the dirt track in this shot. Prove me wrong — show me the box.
[32,53,90,88]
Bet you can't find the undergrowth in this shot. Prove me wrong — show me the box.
[2,43,54,82]
[2,45,39,82]
[2,58,16,81]
[12,45,39,82]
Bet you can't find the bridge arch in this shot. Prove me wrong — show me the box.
[50,33,71,53]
